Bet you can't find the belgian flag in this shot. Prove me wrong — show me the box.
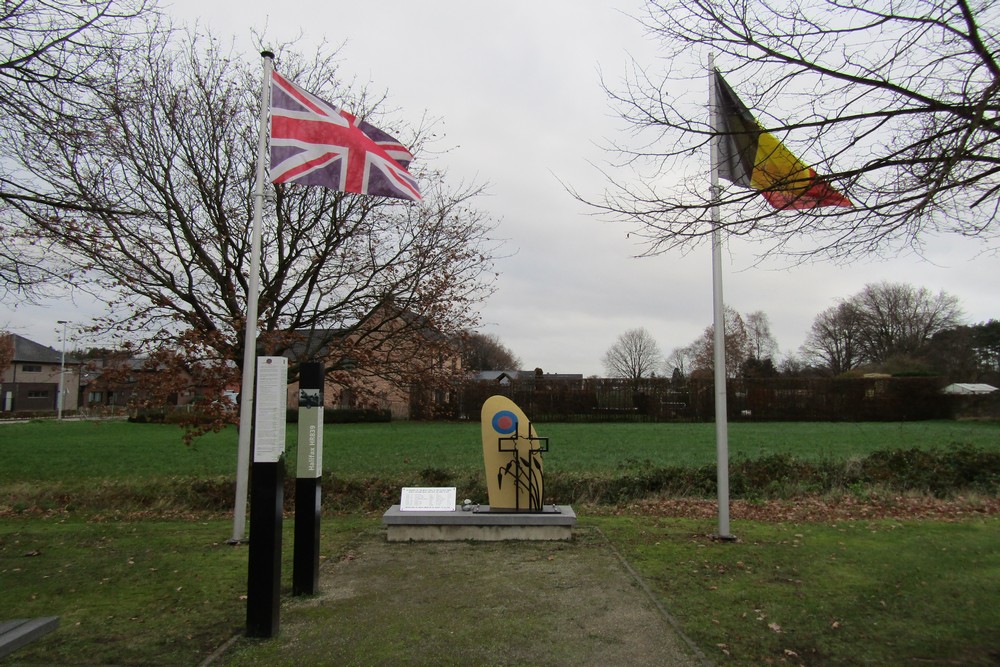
[714,71,852,210]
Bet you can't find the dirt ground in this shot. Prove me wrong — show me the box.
[214,527,708,667]
[605,494,1000,522]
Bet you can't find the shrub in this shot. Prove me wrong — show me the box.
[324,408,392,424]
[285,408,392,423]
[861,445,1000,496]
[128,410,166,424]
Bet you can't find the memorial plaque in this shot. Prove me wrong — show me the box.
[399,487,457,512]
[253,356,288,463]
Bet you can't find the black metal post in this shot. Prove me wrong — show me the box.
[246,459,284,637]
[293,477,321,595]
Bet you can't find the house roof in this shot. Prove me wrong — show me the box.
[285,312,456,364]
[282,328,346,363]
[941,383,998,395]
[472,370,519,382]
[471,370,584,382]
[8,334,81,365]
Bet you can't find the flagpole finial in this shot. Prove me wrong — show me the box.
[261,50,274,60]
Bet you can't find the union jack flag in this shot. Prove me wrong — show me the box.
[269,71,421,202]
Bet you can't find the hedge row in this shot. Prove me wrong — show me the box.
[286,407,391,424]
[317,444,1000,510]
[543,444,1000,505]
[5,445,996,515]
[128,407,391,425]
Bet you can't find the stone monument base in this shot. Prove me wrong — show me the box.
[381,505,576,542]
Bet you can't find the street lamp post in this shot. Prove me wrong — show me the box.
[57,320,69,419]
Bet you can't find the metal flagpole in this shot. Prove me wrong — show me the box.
[231,50,274,544]
[708,54,734,541]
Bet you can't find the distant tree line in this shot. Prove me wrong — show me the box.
[603,281,998,385]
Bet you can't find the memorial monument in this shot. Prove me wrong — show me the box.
[382,395,575,540]
[481,394,547,511]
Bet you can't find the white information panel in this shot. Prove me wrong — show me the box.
[253,356,288,463]
[399,487,457,512]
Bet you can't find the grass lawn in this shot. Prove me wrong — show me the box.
[0,517,247,665]
[594,514,1000,665]
[0,514,369,666]
[4,513,997,666]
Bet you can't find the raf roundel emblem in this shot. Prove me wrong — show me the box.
[491,410,518,435]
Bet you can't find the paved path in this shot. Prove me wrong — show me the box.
[215,527,709,666]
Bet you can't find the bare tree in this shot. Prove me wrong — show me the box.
[664,345,694,379]
[460,332,522,372]
[852,281,964,363]
[803,282,963,373]
[688,305,750,377]
[777,351,811,377]
[744,310,778,362]
[587,0,1000,261]
[602,327,663,380]
[9,33,499,425]
[801,302,864,375]
[0,0,158,296]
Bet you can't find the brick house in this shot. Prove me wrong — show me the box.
[0,334,82,414]
[77,356,201,413]
[283,309,463,419]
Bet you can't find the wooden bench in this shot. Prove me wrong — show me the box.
[0,617,59,658]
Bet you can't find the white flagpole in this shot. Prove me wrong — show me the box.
[708,54,733,540]
[230,50,274,544]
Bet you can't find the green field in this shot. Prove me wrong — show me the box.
[1,419,999,665]
[2,419,997,481]
[3,419,998,513]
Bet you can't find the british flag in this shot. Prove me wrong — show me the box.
[269,71,421,202]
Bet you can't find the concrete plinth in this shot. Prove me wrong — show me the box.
[382,505,576,542]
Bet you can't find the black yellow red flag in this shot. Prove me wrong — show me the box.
[714,71,851,209]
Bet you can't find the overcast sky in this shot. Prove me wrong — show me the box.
[6,0,999,376]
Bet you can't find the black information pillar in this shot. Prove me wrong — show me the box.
[293,362,324,596]
[245,356,288,638]
[246,458,284,637]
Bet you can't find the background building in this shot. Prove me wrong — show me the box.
[1,334,81,414]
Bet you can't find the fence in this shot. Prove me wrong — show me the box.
[426,376,955,422]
